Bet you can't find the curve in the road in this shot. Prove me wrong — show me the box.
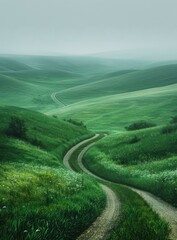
[63,134,99,171]
[63,134,120,240]
[77,184,119,240]
[51,92,66,106]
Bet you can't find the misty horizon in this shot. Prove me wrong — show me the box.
[0,0,177,59]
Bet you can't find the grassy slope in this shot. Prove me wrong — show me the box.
[84,125,177,206]
[1,56,177,131]
[52,83,177,132]
[57,64,177,103]
[0,106,105,239]
[41,62,177,132]
[0,55,150,112]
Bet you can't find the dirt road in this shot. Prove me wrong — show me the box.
[64,134,177,240]
[51,92,66,106]
[63,135,120,240]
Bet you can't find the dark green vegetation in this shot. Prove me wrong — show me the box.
[84,122,177,207]
[1,55,177,131]
[125,120,156,131]
[109,184,169,240]
[0,106,105,240]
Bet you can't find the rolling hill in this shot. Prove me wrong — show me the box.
[1,55,177,132]
[0,106,106,239]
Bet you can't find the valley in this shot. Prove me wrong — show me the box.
[0,54,177,239]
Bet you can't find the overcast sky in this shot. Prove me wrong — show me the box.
[0,0,177,56]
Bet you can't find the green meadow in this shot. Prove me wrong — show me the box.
[1,55,177,133]
[84,122,177,207]
[0,54,177,239]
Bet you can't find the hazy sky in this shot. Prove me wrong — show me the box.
[0,0,177,55]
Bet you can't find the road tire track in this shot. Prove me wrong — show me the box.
[51,92,66,106]
[77,184,119,240]
[63,135,120,240]
[130,188,177,240]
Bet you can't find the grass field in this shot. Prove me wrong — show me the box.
[0,54,177,239]
[51,83,177,132]
[84,123,177,207]
[0,55,131,111]
[0,106,106,239]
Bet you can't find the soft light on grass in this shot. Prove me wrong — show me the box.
[84,125,177,206]
[0,106,105,239]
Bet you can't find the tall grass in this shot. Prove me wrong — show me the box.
[84,126,177,206]
[109,184,169,240]
[0,163,105,240]
[0,106,105,239]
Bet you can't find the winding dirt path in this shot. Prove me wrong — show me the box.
[77,184,119,240]
[63,134,99,170]
[51,92,66,106]
[63,135,120,240]
[64,134,177,240]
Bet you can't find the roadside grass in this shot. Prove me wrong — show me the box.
[0,163,105,240]
[84,125,177,206]
[108,183,170,240]
[0,106,105,239]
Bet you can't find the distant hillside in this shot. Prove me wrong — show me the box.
[0,55,150,111]
[0,56,33,71]
[1,55,177,132]
[52,83,177,132]
[56,64,177,104]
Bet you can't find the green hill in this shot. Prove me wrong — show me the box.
[56,64,177,104]
[50,83,177,132]
[0,57,33,71]
[1,55,177,132]
[0,55,150,112]
[84,123,177,206]
[0,106,105,239]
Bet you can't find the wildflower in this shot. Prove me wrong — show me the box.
[24,230,28,233]
[36,229,40,232]
[2,206,6,209]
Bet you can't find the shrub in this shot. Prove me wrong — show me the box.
[129,135,141,144]
[29,137,44,148]
[125,120,156,131]
[170,115,177,124]
[66,119,86,128]
[6,116,27,140]
[161,124,177,134]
